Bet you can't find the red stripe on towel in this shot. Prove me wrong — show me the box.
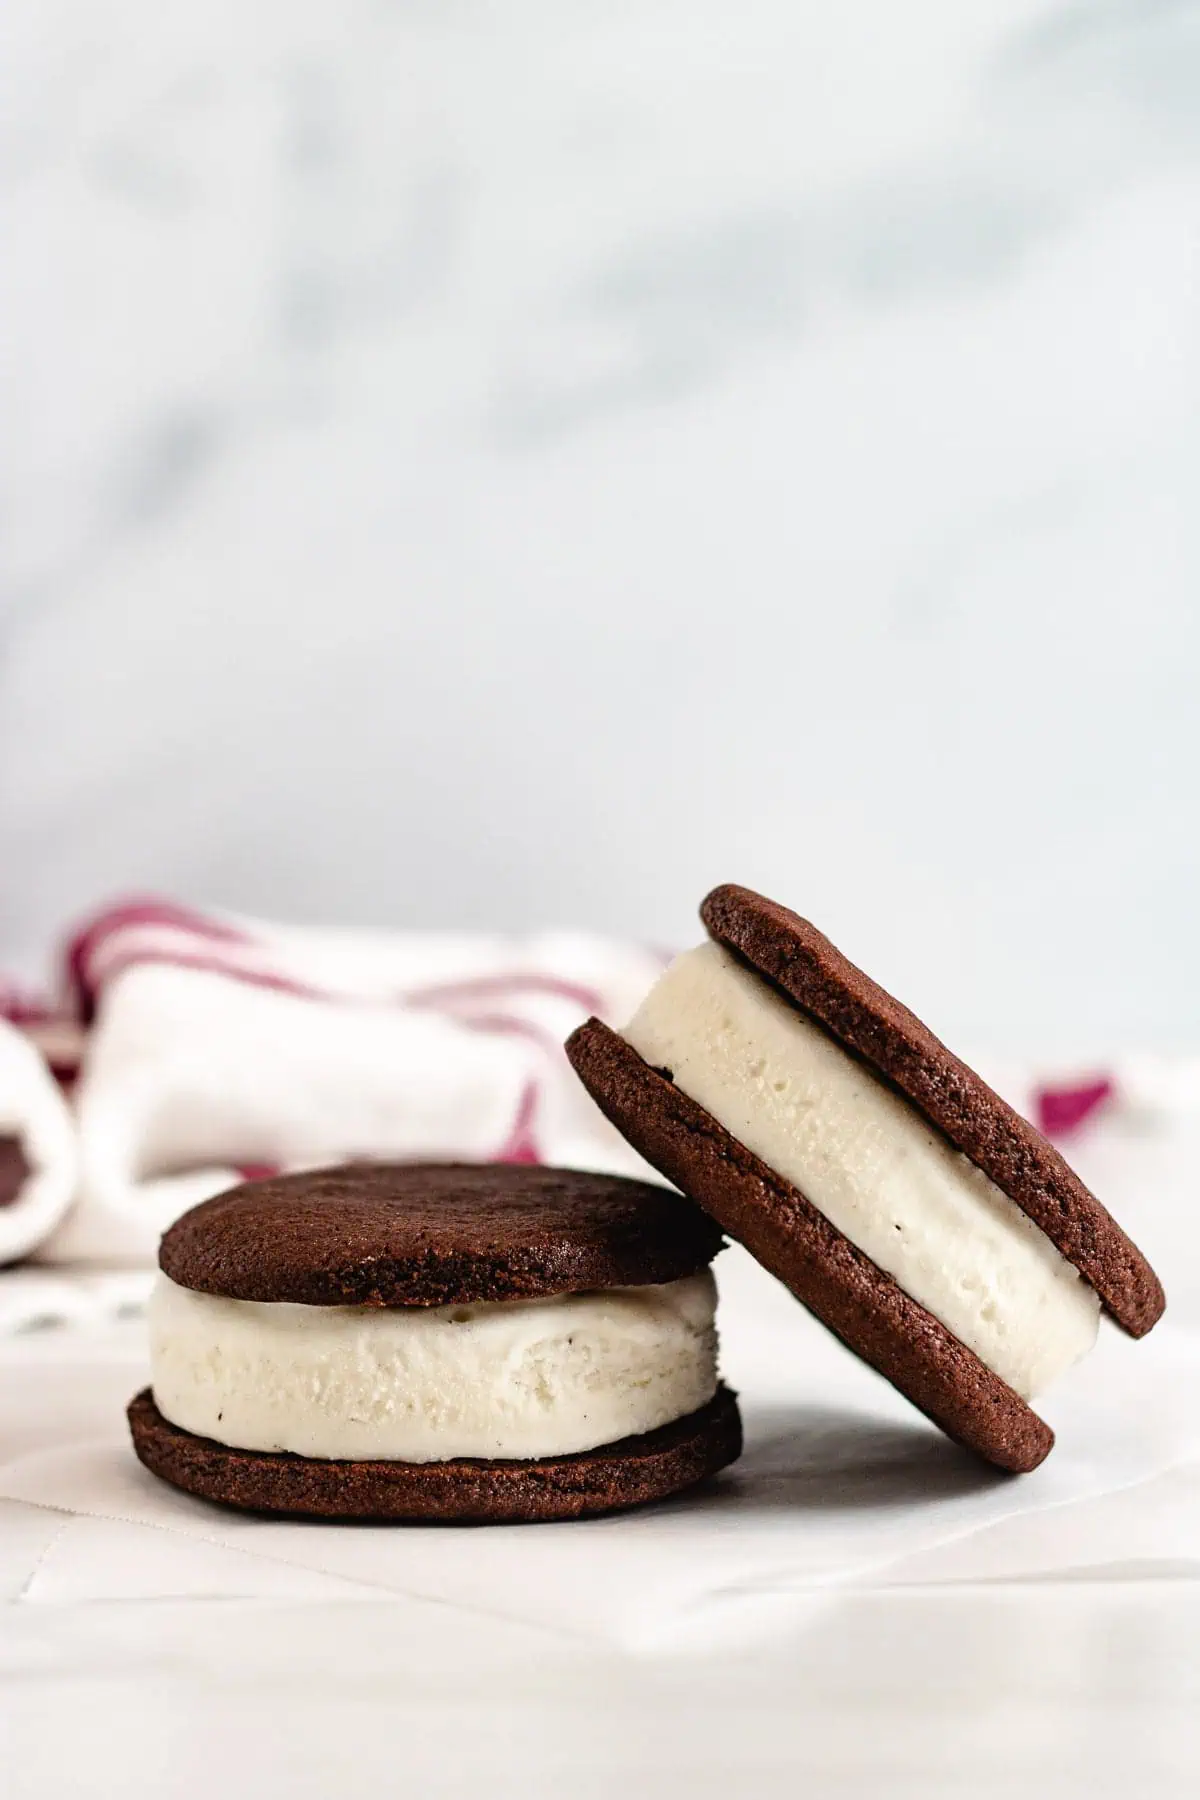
[65,899,252,1019]
[235,1163,281,1184]
[1034,1076,1115,1139]
[84,948,320,1007]
[495,1081,541,1165]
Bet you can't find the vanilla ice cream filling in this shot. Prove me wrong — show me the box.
[623,942,1099,1399]
[148,1270,719,1462]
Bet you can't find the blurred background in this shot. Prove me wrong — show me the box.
[3,0,1198,1055]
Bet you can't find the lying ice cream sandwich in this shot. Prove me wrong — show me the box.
[129,1162,741,1521]
[566,885,1164,1472]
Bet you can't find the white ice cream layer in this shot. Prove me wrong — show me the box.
[149,1270,718,1462]
[622,942,1099,1399]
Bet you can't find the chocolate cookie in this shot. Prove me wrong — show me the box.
[160,1161,725,1307]
[134,1161,739,1522]
[700,884,1163,1336]
[128,1384,743,1523]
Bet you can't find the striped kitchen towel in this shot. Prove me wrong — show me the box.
[3,899,663,1268]
[2,898,1195,1283]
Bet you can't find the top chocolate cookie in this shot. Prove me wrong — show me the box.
[700,884,1164,1336]
[159,1162,724,1307]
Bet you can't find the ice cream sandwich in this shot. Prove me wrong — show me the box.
[566,885,1164,1473]
[129,1162,741,1521]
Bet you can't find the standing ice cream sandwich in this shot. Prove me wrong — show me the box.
[566,885,1164,1473]
[129,1162,741,1521]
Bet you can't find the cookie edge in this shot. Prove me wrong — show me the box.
[159,1161,726,1308]
[128,1383,744,1523]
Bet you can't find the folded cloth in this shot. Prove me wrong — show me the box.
[5,896,1200,1284]
[35,900,663,1265]
[0,1015,77,1265]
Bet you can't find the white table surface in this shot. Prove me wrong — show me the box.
[4,1230,1199,1800]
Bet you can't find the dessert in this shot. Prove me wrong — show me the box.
[566,885,1164,1472]
[129,1162,741,1520]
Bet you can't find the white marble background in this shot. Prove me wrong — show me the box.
[2,0,1198,1052]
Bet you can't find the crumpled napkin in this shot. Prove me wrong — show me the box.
[0,1018,77,1265]
[4,1250,1197,1651]
[2,899,662,1277]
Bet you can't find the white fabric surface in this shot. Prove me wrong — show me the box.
[2,1244,1198,1653]
[1,1061,1196,1800]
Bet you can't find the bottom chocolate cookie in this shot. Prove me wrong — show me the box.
[127,1385,743,1523]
